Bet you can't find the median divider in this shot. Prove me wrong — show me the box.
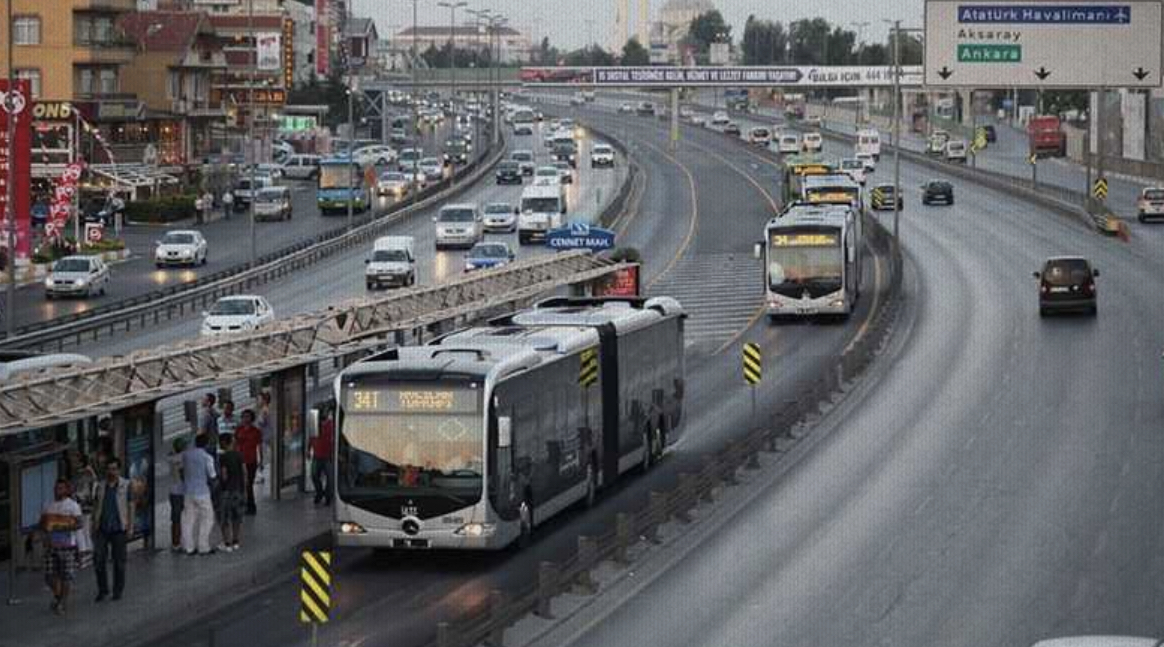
[422,202,905,647]
[3,131,510,352]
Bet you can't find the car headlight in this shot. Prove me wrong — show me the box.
[44,278,54,287]
[455,523,496,537]
[339,522,367,535]
[76,276,90,285]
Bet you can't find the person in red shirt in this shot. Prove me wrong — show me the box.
[233,410,263,515]
[310,410,335,506]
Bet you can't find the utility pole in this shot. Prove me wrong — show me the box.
[891,20,902,257]
[408,0,421,203]
[5,0,15,337]
[345,0,355,231]
[248,0,257,258]
[438,1,467,97]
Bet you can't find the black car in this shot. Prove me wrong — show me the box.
[552,142,578,168]
[982,124,997,142]
[443,140,469,165]
[1034,256,1098,316]
[495,160,522,185]
[921,180,954,205]
[870,184,904,211]
[636,101,656,117]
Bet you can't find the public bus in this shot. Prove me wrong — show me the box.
[801,173,864,212]
[781,155,837,205]
[317,156,373,215]
[762,202,862,319]
[333,296,687,550]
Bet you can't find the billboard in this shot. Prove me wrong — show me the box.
[256,33,281,71]
[0,80,32,259]
[315,0,330,77]
[520,66,924,87]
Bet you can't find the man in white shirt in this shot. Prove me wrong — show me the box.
[181,434,218,555]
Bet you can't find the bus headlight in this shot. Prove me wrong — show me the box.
[830,299,845,308]
[455,523,496,537]
[339,522,367,535]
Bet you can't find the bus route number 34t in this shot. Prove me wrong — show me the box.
[770,233,837,247]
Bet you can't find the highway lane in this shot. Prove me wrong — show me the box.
[85,123,623,358]
[552,107,1164,647]
[14,122,457,330]
[144,103,896,647]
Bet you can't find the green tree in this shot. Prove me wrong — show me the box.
[621,37,650,65]
[564,45,616,66]
[286,74,362,129]
[742,16,788,65]
[687,9,731,54]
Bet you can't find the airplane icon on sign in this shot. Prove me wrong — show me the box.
[1114,8,1130,22]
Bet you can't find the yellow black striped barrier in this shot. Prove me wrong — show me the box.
[579,348,599,387]
[1093,177,1109,201]
[300,550,333,624]
[743,343,762,385]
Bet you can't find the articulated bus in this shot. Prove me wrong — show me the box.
[333,296,686,550]
[802,173,864,213]
[781,155,837,205]
[763,202,862,319]
[317,156,373,215]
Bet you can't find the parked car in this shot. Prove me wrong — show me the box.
[81,194,125,227]
[45,255,109,299]
[154,230,208,267]
[200,295,276,336]
[1034,256,1099,316]
[463,242,515,272]
[482,202,518,233]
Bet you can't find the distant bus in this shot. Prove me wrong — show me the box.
[781,155,837,205]
[801,173,863,212]
[317,156,372,215]
[333,296,686,550]
[763,202,862,319]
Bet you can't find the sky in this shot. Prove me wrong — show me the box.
[353,0,923,52]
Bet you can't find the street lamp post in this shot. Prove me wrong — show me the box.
[438,1,468,97]
[5,0,16,337]
[248,0,257,258]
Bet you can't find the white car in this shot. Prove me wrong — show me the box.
[418,157,445,182]
[255,163,284,180]
[534,165,563,186]
[200,295,275,337]
[944,139,968,163]
[618,103,635,114]
[482,202,518,233]
[434,203,483,250]
[747,127,772,146]
[805,115,824,128]
[377,171,412,197]
[838,158,867,186]
[802,132,823,153]
[590,144,616,167]
[776,133,801,154]
[354,145,397,167]
[689,114,708,127]
[154,230,208,267]
[45,255,110,299]
[855,151,877,172]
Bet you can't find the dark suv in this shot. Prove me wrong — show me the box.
[921,180,954,205]
[1034,256,1099,316]
[495,161,522,185]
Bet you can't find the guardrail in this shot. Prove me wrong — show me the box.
[420,206,906,647]
[2,131,509,352]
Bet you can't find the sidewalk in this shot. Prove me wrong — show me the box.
[0,484,331,647]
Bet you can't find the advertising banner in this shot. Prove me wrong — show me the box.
[315,0,330,77]
[520,66,924,87]
[257,33,282,71]
[0,80,32,260]
[46,161,84,240]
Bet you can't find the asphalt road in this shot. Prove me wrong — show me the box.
[141,99,894,647]
[13,121,459,330]
[545,96,1164,647]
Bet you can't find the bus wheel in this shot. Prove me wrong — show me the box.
[518,498,534,547]
[584,460,598,508]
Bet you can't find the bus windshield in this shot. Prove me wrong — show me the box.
[767,228,844,297]
[521,197,560,213]
[319,163,360,190]
[339,380,484,514]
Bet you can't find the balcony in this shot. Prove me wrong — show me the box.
[74,0,136,12]
[73,39,137,65]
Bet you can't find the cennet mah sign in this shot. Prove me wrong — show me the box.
[520,66,923,88]
[546,221,616,252]
[925,0,1164,87]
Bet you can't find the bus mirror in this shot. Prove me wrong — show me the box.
[752,242,763,260]
[498,416,513,448]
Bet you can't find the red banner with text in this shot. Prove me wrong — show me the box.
[46,161,84,241]
[0,80,31,260]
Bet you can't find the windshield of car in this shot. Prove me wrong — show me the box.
[593,145,613,155]
[511,151,533,162]
[521,197,560,213]
[536,168,558,177]
[499,161,519,172]
[372,249,409,263]
[484,203,513,214]
[380,172,406,183]
[470,244,508,258]
[420,158,440,167]
[53,258,91,273]
[1144,189,1164,201]
[161,233,195,245]
[256,189,285,203]
[438,208,475,223]
[841,160,862,170]
[1042,259,1092,285]
[210,299,257,316]
[399,149,420,162]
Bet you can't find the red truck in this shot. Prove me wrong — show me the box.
[1028,115,1066,158]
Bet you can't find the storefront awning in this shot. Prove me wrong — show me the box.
[88,165,180,189]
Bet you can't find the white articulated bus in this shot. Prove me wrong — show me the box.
[762,203,862,319]
[334,296,686,550]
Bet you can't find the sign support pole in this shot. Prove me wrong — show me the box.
[1096,86,1107,200]
[670,88,679,151]
[970,89,977,169]
[4,0,15,338]
[891,20,902,257]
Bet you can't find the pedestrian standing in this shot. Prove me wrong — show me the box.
[218,400,238,437]
[40,478,83,615]
[216,434,246,552]
[180,434,217,556]
[202,191,214,223]
[194,195,205,224]
[168,437,187,552]
[234,410,263,516]
[198,393,220,462]
[91,458,134,602]
[222,191,233,219]
[310,410,335,506]
[68,452,97,570]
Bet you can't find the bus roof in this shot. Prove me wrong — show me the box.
[803,174,859,189]
[771,203,855,226]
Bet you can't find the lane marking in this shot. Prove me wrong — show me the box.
[633,138,700,291]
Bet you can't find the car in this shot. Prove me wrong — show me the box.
[582,90,596,102]
[1034,256,1099,316]
[775,133,800,155]
[154,230,208,268]
[252,186,293,221]
[396,148,422,173]
[590,143,615,168]
[353,145,397,167]
[805,115,823,128]
[255,163,284,180]
[636,101,656,116]
[926,130,950,156]
[482,202,518,233]
[690,114,708,127]
[570,93,585,106]
[200,295,275,336]
[982,124,997,142]
[869,183,904,211]
[232,175,274,210]
[1136,186,1164,222]
[855,151,877,172]
[747,127,772,146]
[510,150,536,176]
[389,127,408,145]
[944,139,968,163]
[839,158,867,186]
[552,161,574,184]
[272,141,295,163]
[679,106,693,120]
[1029,637,1163,647]
[443,139,469,165]
[433,203,483,250]
[282,154,321,180]
[418,157,445,182]
[464,241,515,272]
[711,110,730,128]
[377,171,412,197]
[81,194,125,227]
[365,236,416,289]
[921,180,954,205]
[552,140,579,168]
[45,255,110,299]
[495,161,523,185]
[724,122,742,137]
[618,103,635,114]
[534,165,563,186]
[802,132,823,152]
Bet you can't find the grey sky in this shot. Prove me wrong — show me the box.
[353,0,923,52]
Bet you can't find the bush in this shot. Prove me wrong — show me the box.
[124,194,198,223]
[608,247,642,263]
[81,238,126,253]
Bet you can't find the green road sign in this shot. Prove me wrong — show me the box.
[957,45,1022,64]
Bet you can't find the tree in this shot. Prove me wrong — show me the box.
[286,74,363,129]
[887,31,923,65]
[860,43,889,66]
[687,9,731,54]
[788,18,830,65]
[564,45,616,66]
[535,37,560,65]
[742,15,788,65]
[621,37,650,66]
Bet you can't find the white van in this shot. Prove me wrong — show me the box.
[856,129,882,160]
[511,108,536,135]
[802,132,823,153]
[774,133,801,155]
[365,236,416,289]
[434,204,482,250]
[282,154,321,180]
[518,184,566,245]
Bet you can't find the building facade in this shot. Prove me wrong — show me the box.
[395,25,530,65]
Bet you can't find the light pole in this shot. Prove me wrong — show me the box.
[438,1,467,97]
[248,0,257,258]
[5,0,16,337]
[404,0,424,204]
[344,0,355,231]
[467,8,491,93]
